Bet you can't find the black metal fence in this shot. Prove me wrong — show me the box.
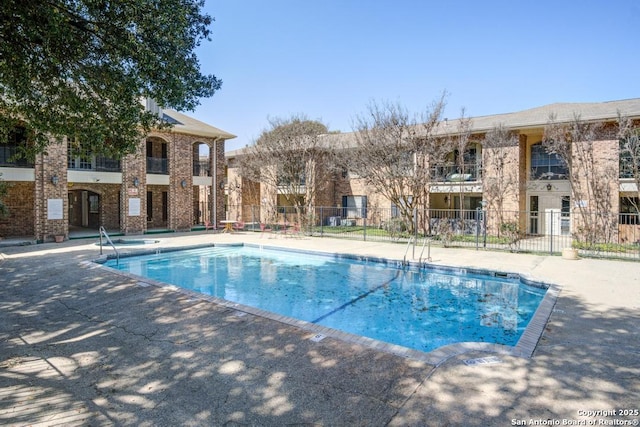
[229,204,640,261]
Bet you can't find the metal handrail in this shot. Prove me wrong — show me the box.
[402,236,415,266]
[419,238,432,264]
[99,226,119,265]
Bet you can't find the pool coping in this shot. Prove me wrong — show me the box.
[90,242,560,366]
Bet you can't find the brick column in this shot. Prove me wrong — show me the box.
[209,138,226,224]
[168,134,194,231]
[518,134,528,211]
[120,138,147,235]
[34,140,68,242]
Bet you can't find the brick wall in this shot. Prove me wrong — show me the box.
[34,140,68,241]
[120,138,147,234]
[0,181,35,238]
[482,143,521,234]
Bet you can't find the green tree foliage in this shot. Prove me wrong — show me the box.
[0,0,220,158]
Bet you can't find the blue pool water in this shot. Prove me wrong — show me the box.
[104,245,547,353]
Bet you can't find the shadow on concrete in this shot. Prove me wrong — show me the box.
[0,253,432,426]
[388,294,640,426]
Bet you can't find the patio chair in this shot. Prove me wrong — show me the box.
[259,223,272,237]
[233,221,245,232]
[204,221,217,232]
[286,222,301,237]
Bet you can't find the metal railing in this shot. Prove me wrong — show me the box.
[147,157,168,174]
[429,163,481,182]
[99,226,119,265]
[229,204,640,261]
[193,160,211,177]
[68,156,121,172]
[0,145,34,167]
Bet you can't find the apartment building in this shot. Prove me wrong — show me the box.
[227,98,640,244]
[0,110,235,241]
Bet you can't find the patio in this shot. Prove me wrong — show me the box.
[1,232,638,426]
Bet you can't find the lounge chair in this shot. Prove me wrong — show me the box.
[259,223,272,237]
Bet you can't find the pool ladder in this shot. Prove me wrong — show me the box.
[99,226,120,265]
[403,237,432,267]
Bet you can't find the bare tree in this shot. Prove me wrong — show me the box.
[340,96,446,234]
[482,124,520,238]
[617,114,640,213]
[543,114,618,245]
[445,110,473,221]
[238,115,334,227]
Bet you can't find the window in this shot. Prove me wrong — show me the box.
[530,195,539,234]
[561,196,571,235]
[531,143,567,179]
[342,195,367,218]
[0,126,32,167]
[391,196,412,218]
[619,137,640,178]
[68,142,95,170]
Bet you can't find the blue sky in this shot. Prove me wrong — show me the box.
[191,0,640,152]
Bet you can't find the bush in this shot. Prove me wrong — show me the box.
[500,221,523,252]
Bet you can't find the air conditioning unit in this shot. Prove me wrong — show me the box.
[327,216,341,226]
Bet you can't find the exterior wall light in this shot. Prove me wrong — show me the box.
[181,179,187,188]
[133,177,139,187]
[51,175,59,186]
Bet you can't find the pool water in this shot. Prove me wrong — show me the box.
[104,245,547,353]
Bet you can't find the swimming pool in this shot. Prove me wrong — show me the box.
[103,245,547,354]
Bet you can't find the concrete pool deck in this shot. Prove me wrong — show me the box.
[1,231,639,426]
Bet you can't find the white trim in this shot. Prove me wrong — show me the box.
[0,167,35,181]
[68,170,122,184]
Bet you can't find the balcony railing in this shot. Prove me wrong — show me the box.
[0,145,34,168]
[68,156,121,172]
[429,163,481,182]
[193,160,211,177]
[147,157,168,174]
[96,156,121,172]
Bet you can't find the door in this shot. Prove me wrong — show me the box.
[539,194,570,236]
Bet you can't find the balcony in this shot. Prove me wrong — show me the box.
[0,145,34,168]
[68,155,121,172]
[193,160,211,177]
[430,163,481,182]
[96,156,121,172]
[147,157,168,174]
